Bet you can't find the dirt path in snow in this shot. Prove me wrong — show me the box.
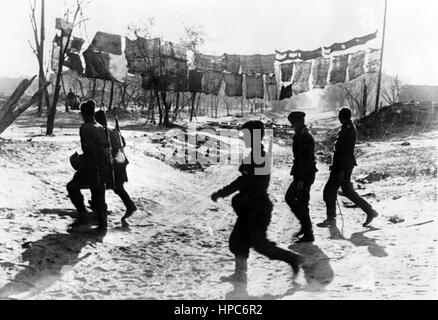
[0,112,436,299]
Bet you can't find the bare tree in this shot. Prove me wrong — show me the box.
[0,76,50,134]
[28,0,48,115]
[343,76,376,118]
[46,0,87,135]
[381,75,402,105]
[179,24,206,55]
[180,24,206,122]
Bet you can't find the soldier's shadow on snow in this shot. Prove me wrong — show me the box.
[0,231,102,299]
[225,244,335,300]
[39,208,78,218]
[348,230,388,257]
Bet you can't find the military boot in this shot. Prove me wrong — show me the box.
[295,231,315,243]
[316,218,336,228]
[69,210,92,232]
[220,256,248,283]
[363,209,379,227]
[122,204,138,220]
[89,211,108,236]
[288,252,304,277]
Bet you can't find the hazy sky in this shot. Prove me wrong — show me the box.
[0,0,437,85]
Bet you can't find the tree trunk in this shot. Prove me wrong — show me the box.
[160,90,171,127]
[190,92,196,122]
[120,84,127,110]
[37,0,46,115]
[61,75,68,112]
[91,78,97,99]
[241,97,244,116]
[154,89,163,125]
[196,93,201,116]
[172,91,180,121]
[1,78,48,135]
[0,77,37,121]
[101,80,107,108]
[46,31,67,135]
[108,81,115,111]
[362,79,368,118]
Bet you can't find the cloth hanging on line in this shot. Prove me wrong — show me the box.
[348,50,366,81]
[275,48,322,62]
[83,49,113,81]
[161,41,187,61]
[188,70,204,93]
[194,53,225,72]
[279,84,292,100]
[260,54,275,74]
[224,54,241,74]
[265,74,278,101]
[240,54,275,74]
[64,52,84,74]
[366,48,381,73]
[160,58,188,91]
[323,31,378,55]
[70,37,85,53]
[224,73,243,97]
[280,63,293,82]
[329,54,349,85]
[245,75,264,99]
[83,49,128,82]
[202,71,224,96]
[292,61,312,94]
[89,31,122,55]
[55,18,73,34]
[125,37,161,74]
[312,57,330,89]
[51,42,61,72]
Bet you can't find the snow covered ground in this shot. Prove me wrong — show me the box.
[0,109,436,300]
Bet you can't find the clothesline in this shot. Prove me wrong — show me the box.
[52,23,381,100]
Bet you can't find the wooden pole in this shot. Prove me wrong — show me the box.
[375,0,388,112]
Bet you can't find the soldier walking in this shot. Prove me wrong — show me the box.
[211,121,303,283]
[285,111,318,243]
[67,100,110,234]
[317,107,379,228]
[94,110,137,223]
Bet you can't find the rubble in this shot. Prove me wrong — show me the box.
[356,171,389,184]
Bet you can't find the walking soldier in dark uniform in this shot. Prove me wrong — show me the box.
[285,111,317,243]
[317,107,379,228]
[94,110,137,224]
[211,121,303,283]
[67,100,110,234]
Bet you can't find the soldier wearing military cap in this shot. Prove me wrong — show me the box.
[317,107,379,228]
[211,120,303,283]
[285,111,318,243]
[66,100,110,234]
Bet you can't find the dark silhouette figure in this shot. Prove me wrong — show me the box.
[285,111,318,243]
[67,100,110,234]
[317,107,379,229]
[94,110,137,224]
[211,121,303,284]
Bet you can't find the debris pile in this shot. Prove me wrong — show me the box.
[355,102,438,139]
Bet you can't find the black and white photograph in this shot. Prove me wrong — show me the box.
[0,0,437,304]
